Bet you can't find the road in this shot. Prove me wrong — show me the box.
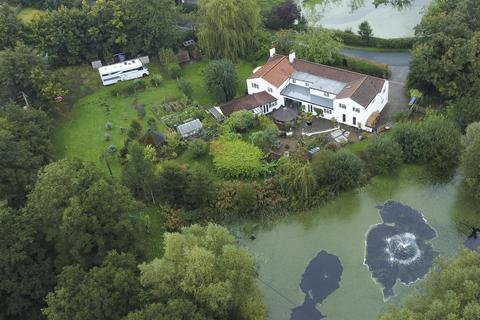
[341,48,412,127]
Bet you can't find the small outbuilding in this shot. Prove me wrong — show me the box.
[271,106,298,125]
[140,129,166,148]
[177,118,203,139]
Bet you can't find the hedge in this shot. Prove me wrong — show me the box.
[337,56,390,79]
[334,30,414,50]
[210,137,263,179]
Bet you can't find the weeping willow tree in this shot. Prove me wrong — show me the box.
[198,0,261,60]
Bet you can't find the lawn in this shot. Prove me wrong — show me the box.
[17,7,44,22]
[53,59,258,175]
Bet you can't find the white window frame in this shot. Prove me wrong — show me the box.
[339,103,346,109]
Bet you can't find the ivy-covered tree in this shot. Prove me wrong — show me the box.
[198,0,262,60]
[204,59,238,103]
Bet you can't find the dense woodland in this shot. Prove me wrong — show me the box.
[1,0,480,319]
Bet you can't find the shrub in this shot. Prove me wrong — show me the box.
[223,110,255,133]
[365,136,403,175]
[210,136,263,179]
[127,120,142,140]
[105,122,113,130]
[312,150,362,192]
[236,183,257,215]
[462,122,480,198]
[106,144,117,155]
[166,63,181,79]
[250,126,280,152]
[134,103,146,118]
[149,74,163,88]
[391,121,428,163]
[158,48,177,67]
[177,78,193,100]
[392,110,410,123]
[132,79,147,93]
[187,139,209,159]
[104,132,111,141]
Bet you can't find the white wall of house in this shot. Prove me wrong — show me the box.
[247,78,287,108]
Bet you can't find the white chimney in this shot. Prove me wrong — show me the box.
[289,52,296,63]
[269,48,276,58]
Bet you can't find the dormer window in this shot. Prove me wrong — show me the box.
[324,92,329,97]
[268,87,273,93]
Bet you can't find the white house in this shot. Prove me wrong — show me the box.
[219,48,389,131]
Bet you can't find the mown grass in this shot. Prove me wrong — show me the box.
[52,59,257,175]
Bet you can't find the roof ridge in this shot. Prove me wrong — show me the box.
[262,56,289,78]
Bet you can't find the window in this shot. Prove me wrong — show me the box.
[270,101,277,107]
[324,92,329,97]
[353,107,361,113]
[307,104,313,113]
[251,83,259,89]
[342,114,346,122]
[292,79,296,84]
[263,104,269,113]
[268,87,273,93]
[339,103,347,109]
[353,117,357,125]
[324,108,332,114]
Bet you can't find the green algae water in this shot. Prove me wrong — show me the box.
[233,166,479,320]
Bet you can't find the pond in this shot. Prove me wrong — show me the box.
[233,166,480,320]
[299,0,432,38]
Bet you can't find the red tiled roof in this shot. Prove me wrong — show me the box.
[249,55,295,88]
[220,91,277,116]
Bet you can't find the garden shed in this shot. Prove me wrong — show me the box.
[140,129,166,148]
[177,118,203,139]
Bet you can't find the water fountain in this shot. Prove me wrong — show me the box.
[365,201,438,299]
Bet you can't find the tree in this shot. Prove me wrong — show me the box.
[43,251,141,320]
[0,204,55,320]
[210,136,264,179]
[358,21,373,40]
[156,162,189,206]
[223,110,254,132]
[31,6,89,65]
[130,224,267,320]
[204,59,238,103]
[122,141,156,202]
[448,85,480,131]
[273,29,298,55]
[391,121,429,163]
[184,167,216,210]
[198,0,262,60]
[378,250,480,320]
[294,28,341,65]
[177,78,193,100]
[0,4,23,50]
[373,0,413,8]
[365,136,402,175]
[462,122,480,198]
[250,126,280,152]
[408,0,480,100]
[311,150,362,193]
[277,159,317,202]
[421,115,462,178]
[24,159,145,270]
[0,44,47,104]
[0,105,52,208]
[264,0,302,30]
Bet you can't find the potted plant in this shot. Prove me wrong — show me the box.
[304,112,313,126]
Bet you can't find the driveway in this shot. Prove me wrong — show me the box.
[341,48,411,127]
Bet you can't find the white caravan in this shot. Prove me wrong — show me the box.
[98,59,149,86]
